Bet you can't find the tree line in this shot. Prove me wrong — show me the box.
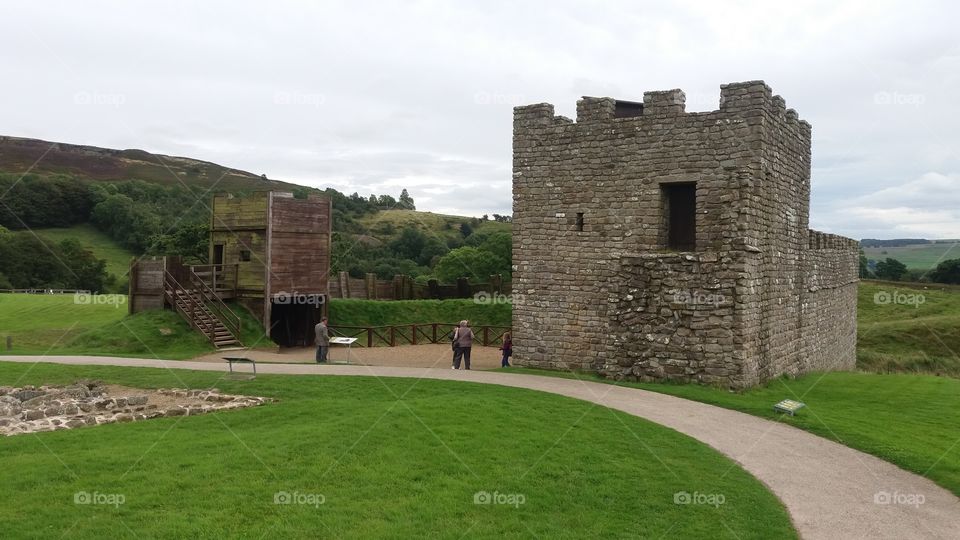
[859,251,960,284]
[0,173,511,290]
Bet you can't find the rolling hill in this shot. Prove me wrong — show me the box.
[0,135,302,192]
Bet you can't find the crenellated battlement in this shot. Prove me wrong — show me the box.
[515,81,811,143]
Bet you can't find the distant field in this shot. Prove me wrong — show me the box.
[862,241,959,270]
[35,223,136,279]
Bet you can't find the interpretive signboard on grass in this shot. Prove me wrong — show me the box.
[773,399,806,416]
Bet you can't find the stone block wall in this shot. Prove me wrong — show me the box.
[512,81,858,388]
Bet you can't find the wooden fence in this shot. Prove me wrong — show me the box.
[0,289,90,294]
[329,272,510,301]
[329,323,511,347]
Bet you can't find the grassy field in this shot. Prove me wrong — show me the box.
[863,241,959,270]
[35,223,136,280]
[857,281,960,375]
[0,362,795,539]
[0,294,270,359]
[506,368,960,498]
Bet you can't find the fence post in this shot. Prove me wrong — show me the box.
[365,273,377,299]
[432,323,438,343]
[389,326,396,347]
[367,327,373,348]
[411,324,417,345]
[483,326,490,346]
[456,277,470,298]
[339,272,350,298]
[393,275,403,300]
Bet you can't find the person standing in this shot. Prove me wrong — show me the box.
[315,317,330,363]
[500,331,512,367]
[452,320,474,370]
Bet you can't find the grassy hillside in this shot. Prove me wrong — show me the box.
[863,241,959,270]
[359,209,510,244]
[857,280,960,375]
[36,223,135,280]
[0,135,302,192]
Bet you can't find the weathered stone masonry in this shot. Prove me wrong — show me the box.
[512,81,858,388]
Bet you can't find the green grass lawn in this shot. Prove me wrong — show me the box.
[504,368,960,498]
[863,241,959,270]
[857,281,960,375]
[35,223,136,280]
[0,294,270,359]
[0,362,795,539]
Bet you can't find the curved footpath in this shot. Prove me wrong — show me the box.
[3,356,958,539]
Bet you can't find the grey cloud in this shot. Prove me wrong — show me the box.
[0,0,958,240]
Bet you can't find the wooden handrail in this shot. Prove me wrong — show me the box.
[187,268,242,341]
[164,271,216,344]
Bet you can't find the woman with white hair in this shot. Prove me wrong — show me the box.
[451,320,475,370]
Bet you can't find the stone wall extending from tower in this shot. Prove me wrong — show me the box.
[512,81,858,388]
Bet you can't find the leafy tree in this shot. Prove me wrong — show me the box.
[929,259,960,284]
[0,174,93,229]
[874,258,908,281]
[459,222,473,238]
[389,227,427,260]
[377,194,397,208]
[858,250,871,279]
[0,272,12,289]
[398,189,415,210]
[480,232,512,266]
[58,238,109,291]
[418,237,449,267]
[0,232,108,290]
[433,247,507,283]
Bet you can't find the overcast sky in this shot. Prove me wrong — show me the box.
[1,0,958,239]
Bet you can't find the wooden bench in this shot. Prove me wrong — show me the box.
[224,357,256,378]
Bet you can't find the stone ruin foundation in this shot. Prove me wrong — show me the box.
[0,380,275,436]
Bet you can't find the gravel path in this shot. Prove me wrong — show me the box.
[2,355,958,539]
[193,344,506,369]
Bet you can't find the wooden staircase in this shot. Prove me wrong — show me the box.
[164,269,243,350]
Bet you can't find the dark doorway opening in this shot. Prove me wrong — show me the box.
[213,244,224,265]
[662,182,696,250]
[270,299,323,347]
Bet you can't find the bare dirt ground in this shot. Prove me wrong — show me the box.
[193,344,507,370]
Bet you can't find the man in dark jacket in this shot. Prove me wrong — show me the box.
[315,318,330,363]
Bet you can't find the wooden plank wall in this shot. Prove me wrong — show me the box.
[268,194,331,295]
[210,193,269,296]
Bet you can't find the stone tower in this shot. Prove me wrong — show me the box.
[511,81,858,388]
